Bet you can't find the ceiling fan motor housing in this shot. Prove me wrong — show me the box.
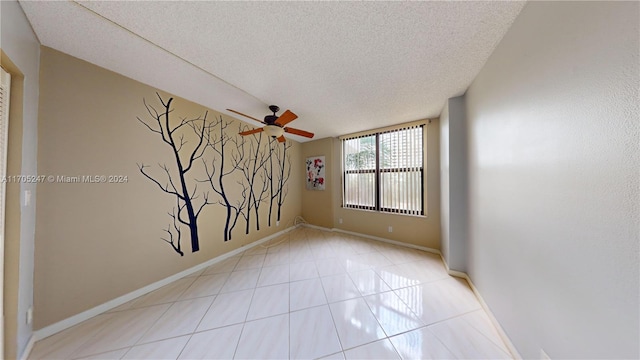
[265,105,280,124]
[264,114,279,124]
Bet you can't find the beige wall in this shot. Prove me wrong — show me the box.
[302,121,441,250]
[1,52,25,360]
[34,47,302,329]
[300,138,334,228]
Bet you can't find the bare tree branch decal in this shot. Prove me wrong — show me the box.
[239,126,270,234]
[200,119,248,241]
[136,93,213,255]
[160,208,184,256]
[266,138,278,226]
[138,94,290,251]
[275,141,292,223]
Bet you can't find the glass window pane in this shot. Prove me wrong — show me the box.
[380,171,421,212]
[344,173,375,208]
[344,135,376,171]
[342,125,423,214]
[379,127,422,169]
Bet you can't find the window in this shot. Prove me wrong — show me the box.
[342,123,424,215]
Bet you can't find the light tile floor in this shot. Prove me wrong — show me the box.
[30,227,513,360]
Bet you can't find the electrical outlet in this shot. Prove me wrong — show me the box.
[388,226,393,233]
[26,307,33,325]
[338,218,343,224]
[276,220,280,226]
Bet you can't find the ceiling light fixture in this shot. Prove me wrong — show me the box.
[263,124,284,139]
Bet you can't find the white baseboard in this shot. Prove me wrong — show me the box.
[440,255,468,279]
[301,224,440,255]
[441,257,521,360]
[32,225,299,344]
[333,227,441,255]
[466,276,521,359]
[18,335,35,360]
[300,223,329,232]
[309,224,521,359]
[446,268,468,280]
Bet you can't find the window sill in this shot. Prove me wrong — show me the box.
[340,206,428,219]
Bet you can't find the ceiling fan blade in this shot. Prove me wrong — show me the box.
[226,109,266,124]
[275,110,298,126]
[239,127,264,136]
[277,135,286,143]
[284,127,314,138]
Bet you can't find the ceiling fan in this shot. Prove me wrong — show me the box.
[227,105,314,143]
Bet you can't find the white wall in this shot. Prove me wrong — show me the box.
[0,1,40,358]
[464,1,639,358]
[440,95,468,272]
[440,102,450,264]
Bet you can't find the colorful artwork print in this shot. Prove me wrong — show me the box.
[306,156,325,190]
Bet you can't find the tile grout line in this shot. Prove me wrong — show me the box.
[70,345,131,360]
[31,228,513,359]
[230,282,260,359]
[187,287,222,347]
[355,291,399,356]
[167,333,192,360]
[131,258,240,359]
[309,235,346,359]
[456,309,514,357]
[70,304,166,359]
[28,314,112,360]
[324,301,347,356]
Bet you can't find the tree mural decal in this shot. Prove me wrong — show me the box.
[274,140,292,224]
[238,127,270,234]
[138,93,293,255]
[266,138,278,227]
[200,119,248,242]
[136,93,213,255]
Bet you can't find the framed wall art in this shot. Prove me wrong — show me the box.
[306,156,325,190]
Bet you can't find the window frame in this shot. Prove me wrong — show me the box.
[341,124,425,216]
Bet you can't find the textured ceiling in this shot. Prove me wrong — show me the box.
[19,0,525,141]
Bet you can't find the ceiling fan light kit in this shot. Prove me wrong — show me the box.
[228,104,314,142]
[264,124,285,138]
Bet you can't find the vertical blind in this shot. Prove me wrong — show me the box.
[342,123,424,215]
